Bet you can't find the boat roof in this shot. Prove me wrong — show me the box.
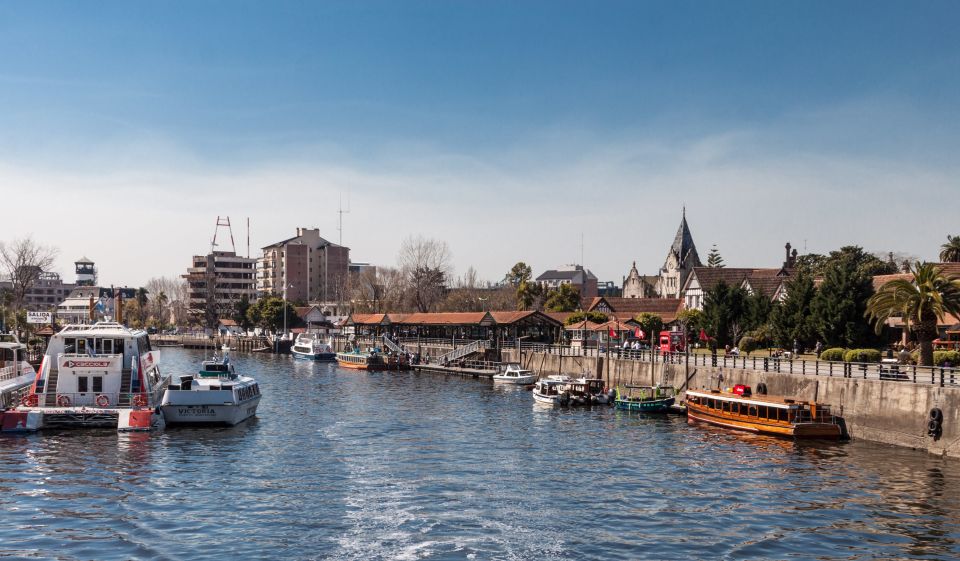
[686,388,814,410]
[55,322,148,338]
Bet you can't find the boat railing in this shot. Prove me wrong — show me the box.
[0,364,28,382]
[39,391,151,409]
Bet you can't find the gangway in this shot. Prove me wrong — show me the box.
[438,340,487,365]
[381,334,405,354]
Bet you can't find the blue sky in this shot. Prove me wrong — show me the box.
[1,1,958,287]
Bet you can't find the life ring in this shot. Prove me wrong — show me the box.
[20,394,38,407]
[132,394,148,407]
[930,408,944,422]
[95,394,110,407]
[57,394,72,407]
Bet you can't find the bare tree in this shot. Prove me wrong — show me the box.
[0,236,58,315]
[398,236,453,313]
[349,266,407,313]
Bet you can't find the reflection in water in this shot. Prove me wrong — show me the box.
[0,347,959,560]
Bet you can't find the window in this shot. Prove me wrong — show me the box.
[65,338,76,353]
[92,377,103,393]
[78,376,89,393]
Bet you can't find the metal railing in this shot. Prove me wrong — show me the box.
[0,365,28,382]
[437,340,487,365]
[39,391,151,409]
[381,335,405,354]
[515,342,960,387]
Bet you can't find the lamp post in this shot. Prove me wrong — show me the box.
[283,283,294,345]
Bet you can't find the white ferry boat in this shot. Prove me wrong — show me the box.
[4,322,168,432]
[291,333,336,361]
[161,347,261,425]
[0,333,38,411]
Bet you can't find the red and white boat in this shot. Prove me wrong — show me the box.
[0,332,38,410]
[3,322,168,432]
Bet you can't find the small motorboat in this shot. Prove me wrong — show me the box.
[492,363,536,384]
[532,378,570,405]
[161,347,261,425]
[291,333,336,361]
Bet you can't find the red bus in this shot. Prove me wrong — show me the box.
[659,330,686,353]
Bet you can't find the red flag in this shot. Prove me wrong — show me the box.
[608,327,617,338]
[699,328,709,342]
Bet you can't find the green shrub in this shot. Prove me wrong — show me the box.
[843,349,881,363]
[564,311,608,325]
[819,347,846,362]
[933,350,960,367]
[738,336,759,355]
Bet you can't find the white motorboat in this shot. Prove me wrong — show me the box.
[4,322,168,432]
[0,332,37,407]
[492,363,536,384]
[532,378,571,405]
[161,347,261,425]
[291,333,336,361]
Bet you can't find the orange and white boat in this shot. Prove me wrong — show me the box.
[685,385,842,439]
[335,349,386,370]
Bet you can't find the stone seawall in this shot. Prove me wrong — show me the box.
[504,349,960,458]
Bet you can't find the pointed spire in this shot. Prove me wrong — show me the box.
[666,208,701,268]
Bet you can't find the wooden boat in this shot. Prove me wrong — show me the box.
[336,349,386,370]
[685,385,842,439]
[565,377,613,405]
[614,385,676,413]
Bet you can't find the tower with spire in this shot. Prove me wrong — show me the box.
[656,207,702,298]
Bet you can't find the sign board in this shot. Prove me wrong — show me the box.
[26,311,52,324]
[59,355,120,371]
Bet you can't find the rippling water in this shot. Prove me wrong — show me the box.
[3,348,960,560]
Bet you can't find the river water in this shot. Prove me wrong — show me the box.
[2,348,960,560]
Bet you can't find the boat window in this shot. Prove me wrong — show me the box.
[209,386,220,391]
[64,338,76,353]
[779,408,788,422]
[78,376,89,393]
[748,406,757,417]
[722,401,730,413]
[93,376,103,393]
[76,339,87,354]
[116,339,126,356]
[758,406,768,419]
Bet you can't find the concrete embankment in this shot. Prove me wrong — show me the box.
[504,349,960,459]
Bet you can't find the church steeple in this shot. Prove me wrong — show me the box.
[667,209,701,268]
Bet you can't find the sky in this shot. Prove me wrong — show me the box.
[1,1,958,288]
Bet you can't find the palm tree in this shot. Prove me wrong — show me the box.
[866,262,960,366]
[941,235,960,263]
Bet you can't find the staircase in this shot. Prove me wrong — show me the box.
[381,335,405,354]
[438,340,486,365]
[118,369,132,406]
[43,368,60,406]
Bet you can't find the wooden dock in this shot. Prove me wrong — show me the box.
[412,364,498,379]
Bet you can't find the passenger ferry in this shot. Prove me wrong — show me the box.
[335,348,387,370]
[0,333,38,410]
[291,333,336,361]
[161,347,261,425]
[5,322,168,431]
[685,385,842,439]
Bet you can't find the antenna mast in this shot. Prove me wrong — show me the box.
[211,216,237,254]
[337,194,351,246]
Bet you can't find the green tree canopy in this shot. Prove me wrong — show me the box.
[564,311,609,325]
[504,262,533,286]
[770,269,818,348]
[516,280,543,311]
[702,280,748,346]
[706,244,725,268]
[941,235,960,263]
[246,296,299,334]
[811,252,876,348]
[867,262,960,366]
[543,283,581,312]
[234,294,252,330]
[633,312,664,342]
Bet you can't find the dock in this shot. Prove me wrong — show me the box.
[412,363,498,379]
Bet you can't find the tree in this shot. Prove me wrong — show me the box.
[246,296,299,334]
[633,312,664,342]
[706,244,725,268]
[866,262,960,366]
[398,235,452,313]
[516,280,543,311]
[0,236,58,319]
[798,246,897,277]
[676,308,704,342]
[701,280,748,347]
[770,269,818,348]
[811,253,876,348]
[941,235,960,263]
[543,283,581,312]
[565,311,608,325]
[504,262,533,286]
[743,292,773,334]
[235,294,252,330]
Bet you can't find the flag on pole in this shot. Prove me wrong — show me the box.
[699,328,709,342]
[608,327,617,338]
[636,328,645,339]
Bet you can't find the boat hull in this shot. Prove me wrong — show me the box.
[686,405,841,439]
[292,350,337,361]
[492,375,536,384]
[162,396,261,425]
[615,396,675,413]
